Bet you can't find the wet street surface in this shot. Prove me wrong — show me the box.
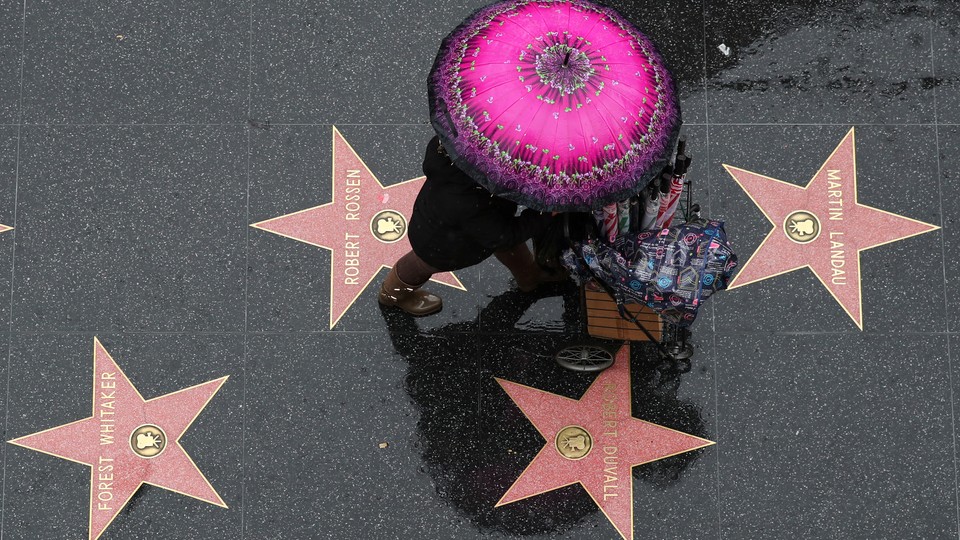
[1,0,959,538]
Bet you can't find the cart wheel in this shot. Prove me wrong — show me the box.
[555,341,616,372]
[661,341,694,361]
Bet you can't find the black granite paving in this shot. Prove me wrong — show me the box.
[1,1,958,539]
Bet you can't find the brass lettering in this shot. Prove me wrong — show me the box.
[827,174,844,221]
[344,232,361,285]
[96,456,114,509]
[98,375,116,445]
[345,170,361,220]
[829,232,846,284]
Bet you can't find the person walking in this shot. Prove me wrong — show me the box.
[379,136,564,316]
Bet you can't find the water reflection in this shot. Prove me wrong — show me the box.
[380,285,711,536]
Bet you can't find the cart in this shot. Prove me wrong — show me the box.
[555,170,700,373]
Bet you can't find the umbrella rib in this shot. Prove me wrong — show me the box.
[547,93,565,175]
[528,2,553,39]
[467,29,550,63]
[498,9,545,42]
[484,87,538,130]
[518,95,555,170]
[598,59,660,67]
[583,64,660,120]
[573,92,591,175]
[470,75,532,97]
[591,82,656,120]
[483,63,555,129]
[588,91,632,153]
[576,4,610,48]
[468,57,536,69]
[586,35,638,53]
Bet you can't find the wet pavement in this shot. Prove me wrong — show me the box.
[1,0,958,539]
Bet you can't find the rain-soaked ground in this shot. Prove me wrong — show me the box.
[0,0,958,539]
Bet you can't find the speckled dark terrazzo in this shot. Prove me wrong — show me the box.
[932,3,960,124]
[715,333,956,539]
[12,126,247,332]
[0,1,21,125]
[244,330,482,539]
[20,0,249,124]
[0,127,16,325]
[0,0,958,539]
[704,0,937,125]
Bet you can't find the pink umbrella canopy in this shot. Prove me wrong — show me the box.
[429,0,681,212]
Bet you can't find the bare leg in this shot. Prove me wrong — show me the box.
[394,250,441,286]
[494,242,540,291]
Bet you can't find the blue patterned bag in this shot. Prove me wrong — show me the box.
[566,220,737,327]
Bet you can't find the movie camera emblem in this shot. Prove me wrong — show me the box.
[130,424,167,458]
[783,210,821,244]
[371,210,407,243]
[555,425,593,460]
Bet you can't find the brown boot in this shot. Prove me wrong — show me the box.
[378,266,443,316]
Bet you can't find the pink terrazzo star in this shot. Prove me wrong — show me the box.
[9,338,228,540]
[496,344,713,540]
[252,126,465,329]
[724,128,939,329]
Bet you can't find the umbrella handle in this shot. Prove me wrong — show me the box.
[436,98,459,138]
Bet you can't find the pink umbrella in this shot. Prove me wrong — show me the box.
[429,0,681,212]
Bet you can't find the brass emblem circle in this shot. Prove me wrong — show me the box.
[130,424,167,459]
[371,210,407,244]
[555,425,593,460]
[783,210,821,244]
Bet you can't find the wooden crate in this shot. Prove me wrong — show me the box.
[584,285,662,341]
